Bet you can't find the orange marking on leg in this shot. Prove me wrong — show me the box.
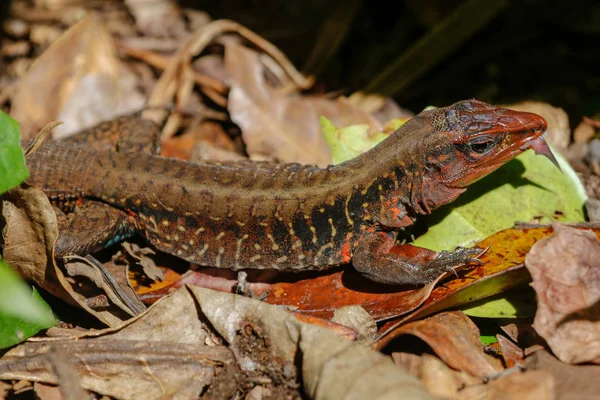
[341,232,353,263]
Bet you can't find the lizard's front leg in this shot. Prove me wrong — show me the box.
[352,230,483,285]
[53,201,137,258]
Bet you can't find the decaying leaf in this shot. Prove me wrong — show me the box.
[166,287,435,399]
[1,184,130,326]
[524,349,600,400]
[10,12,145,139]
[0,286,437,399]
[525,223,600,364]
[496,334,525,368]
[419,354,478,399]
[225,41,382,167]
[384,311,502,379]
[459,370,554,400]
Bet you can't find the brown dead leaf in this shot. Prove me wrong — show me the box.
[392,352,423,379]
[459,370,554,400]
[1,184,129,326]
[0,288,238,399]
[1,286,435,400]
[265,268,443,320]
[496,334,525,368]
[389,311,502,379]
[525,349,600,400]
[331,305,377,342]
[10,12,145,139]
[525,223,600,364]
[120,242,163,282]
[188,286,435,400]
[1,340,237,400]
[573,119,596,143]
[419,354,476,399]
[124,0,187,37]
[225,41,382,166]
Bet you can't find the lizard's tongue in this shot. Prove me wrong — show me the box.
[522,135,561,171]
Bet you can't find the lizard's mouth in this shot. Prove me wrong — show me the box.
[519,133,560,169]
[448,133,559,188]
[483,132,559,172]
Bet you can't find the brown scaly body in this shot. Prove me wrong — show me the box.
[22,100,556,285]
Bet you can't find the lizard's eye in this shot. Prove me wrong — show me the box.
[469,140,495,154]
[463,135,500,156]
[455,134,503,159]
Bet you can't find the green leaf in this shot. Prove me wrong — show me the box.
[459,286,537,318]
[0,110,28,194]
[411,145,587,252]
[479,335,498,346]
[320,116,401,164]
[0,260,55,349]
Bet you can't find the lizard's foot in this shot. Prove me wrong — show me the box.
[233,271,269,300]
[353,231,486,286]
[421,246,484,281]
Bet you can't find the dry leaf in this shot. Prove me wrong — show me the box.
[459,370,554,400]
[419,354,466,398]
[124,0,186,37]
[386,311,502,379]
[0,288,237,399]
[525,223,600,364]
[1,287,436,399]
[331,305,377,342]
[1,184,126,326]
[190,286,436,400]
[225,41,381,166]
[525,349,600,400]
[10,12,145,139]
[496,334,524,368]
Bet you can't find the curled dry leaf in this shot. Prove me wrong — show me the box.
[10,12,145,139]
[525,223,600,364]
[191,286,436,400]
[124,0,187,37]
[496,334,525,368]
[1,184,127,326]
[384,311,501,379]
[146,19,314,137]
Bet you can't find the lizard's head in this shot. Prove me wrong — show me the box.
[408,99,557,214]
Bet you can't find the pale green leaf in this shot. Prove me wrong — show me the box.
[320,116,401,164]
[460,287,537,319]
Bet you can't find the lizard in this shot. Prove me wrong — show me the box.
[19,99,557,286]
